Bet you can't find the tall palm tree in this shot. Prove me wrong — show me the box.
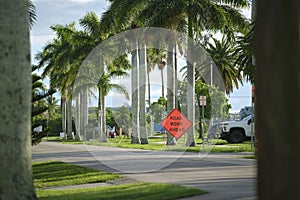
[75,61,130,141]
[38,12,119,140]
[0,1,36,198]
[146,48,165,103]
[74,13,103,139]
[37,22,79,139]
[138,44,148,144]
[156,51,167,98]
[130,40,140,143]
[166,38,177,145]
[101,3,147,144]
[77,12,131,142]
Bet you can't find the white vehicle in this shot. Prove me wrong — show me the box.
[219,115,254,143]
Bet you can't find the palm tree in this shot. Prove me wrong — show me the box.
[138,44,148,144]
[205,36,243,94]
[72,12,105,139]
[37,22,79,139]
[131,41,140,143]
[146,48,165,103]
[37,12,111,140]
[45,95,59,119]
[166,39,177,145]
[77,12,132,142]
[75,61,130,142]
[0,1,36,198]
[156,51,167,98]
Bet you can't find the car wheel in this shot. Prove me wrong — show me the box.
[229,130,245,143]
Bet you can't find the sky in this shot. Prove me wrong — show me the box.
[31,0,252,113]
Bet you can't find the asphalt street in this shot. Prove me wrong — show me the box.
[32,142,257,200]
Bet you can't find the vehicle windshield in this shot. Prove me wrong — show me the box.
[242,115,252,121]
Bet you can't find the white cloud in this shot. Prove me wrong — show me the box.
[30,34,54,47]
[31,0,109,57]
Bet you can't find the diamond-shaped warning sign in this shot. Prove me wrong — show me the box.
[160,109,192,140]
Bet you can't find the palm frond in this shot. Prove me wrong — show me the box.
[108,84,130,100]
[27,0,36,28]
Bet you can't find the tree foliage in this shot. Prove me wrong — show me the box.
[31,66,56,145]
[205,36,243,94]
[234,26,255,84]
[150,97,167,124]
[177,80,230,120]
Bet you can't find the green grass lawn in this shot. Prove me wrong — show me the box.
[34,161,206,200]
[36,182,206,200]
[44,135,255,153]
[242,155,257,159]
[88,136,255,153]
[42,136,83,144]
[33,161,121,188]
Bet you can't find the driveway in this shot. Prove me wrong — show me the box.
[32,142,256,200]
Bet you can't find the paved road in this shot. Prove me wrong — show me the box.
[32,142,257,200]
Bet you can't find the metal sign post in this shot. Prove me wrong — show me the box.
[200,96,206,148]
[251,85,255,151]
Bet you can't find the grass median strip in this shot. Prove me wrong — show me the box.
[33,161,207,200]
[90,138,254,153]
[36,182,206,200]
[45,136,254,153]
[33,161,121,188]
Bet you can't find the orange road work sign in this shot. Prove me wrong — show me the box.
[160,109,193,140]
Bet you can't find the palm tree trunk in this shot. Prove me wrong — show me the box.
[98,88,101,141]
[161,68,165,98]
[61,96,67,139]
[83,89,88,127]
[186,5,196,147]
[147,64,153,137]
[82,87,88,140]
[98,88,107,142]
[80,92,84,139]
[0,1,36,198]
[75,94,81,140]
[147,66,151,106]
[67,97,73,139]
[166,42,176,145]
[139,44,148,144]
[256,0,300,198]
[175,47,179,109]
[102,95,106,141]
[131,40,140,144]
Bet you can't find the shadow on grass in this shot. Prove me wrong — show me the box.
[33,161,121,188]
[37,183,207,200]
